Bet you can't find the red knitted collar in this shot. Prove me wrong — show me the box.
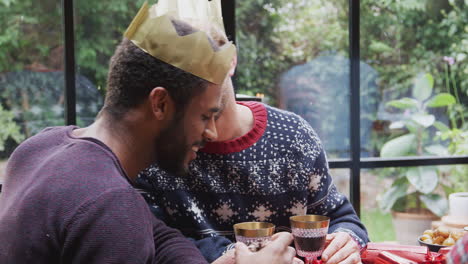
[200,101,267,154]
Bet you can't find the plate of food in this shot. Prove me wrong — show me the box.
[418,227,465,252]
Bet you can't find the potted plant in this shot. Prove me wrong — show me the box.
[378,73,456,244]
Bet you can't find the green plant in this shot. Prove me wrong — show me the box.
[0,105,24,151]
[433,57,468,194]
[0,0,145,88]
[378,73,457,217]
[436,128,468,194]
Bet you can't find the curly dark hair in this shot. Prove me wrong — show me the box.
[102,18,219,119]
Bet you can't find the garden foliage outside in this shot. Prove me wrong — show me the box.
[234,0,467,224]
[0,0,142,157]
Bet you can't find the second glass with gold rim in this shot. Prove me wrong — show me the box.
[290,215,330,264]
[233,222,275,252]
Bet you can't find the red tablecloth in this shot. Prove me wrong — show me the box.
[361,243,448,264]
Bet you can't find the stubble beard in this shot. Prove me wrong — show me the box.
[153,117,190,177]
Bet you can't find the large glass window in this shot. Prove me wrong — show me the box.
[357,1,468,242]
[235,0,467,244]
[236,0,351,158]
[74,1,145,125]
[0,0,64,182]
[330,168,350,198]
[361,0,467,158]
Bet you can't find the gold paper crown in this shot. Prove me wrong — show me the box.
[124,0,236,85]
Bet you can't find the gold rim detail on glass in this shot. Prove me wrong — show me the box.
[290,215,330,229]
[233,222,275,237]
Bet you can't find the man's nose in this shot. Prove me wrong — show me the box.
[203,117,218,142]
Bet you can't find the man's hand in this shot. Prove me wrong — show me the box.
[321,232,361,264]
[213,242,303,264]
[212,248,236,264]
[235,232,298,264]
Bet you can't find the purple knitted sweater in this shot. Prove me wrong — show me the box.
[0,126,208,264]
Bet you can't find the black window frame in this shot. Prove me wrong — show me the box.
[61,0,468,215]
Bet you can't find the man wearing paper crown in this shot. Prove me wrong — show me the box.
[136,2,369,264]
[0,1,298,263]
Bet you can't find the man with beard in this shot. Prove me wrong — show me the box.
[0,3,297,263]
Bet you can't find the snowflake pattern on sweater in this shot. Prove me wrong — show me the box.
[136,102,368,257]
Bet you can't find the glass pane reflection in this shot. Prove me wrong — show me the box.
[0,0,64,180]
[236,0,350,158]
[74,1,146,126]
[361,1,468,158]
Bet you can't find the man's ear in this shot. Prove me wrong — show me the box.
[228,52,237,77]
[149,87,172,120]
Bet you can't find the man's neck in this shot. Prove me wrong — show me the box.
[216,100,254,141]
[72,114,154,182]
[235,103,255,137]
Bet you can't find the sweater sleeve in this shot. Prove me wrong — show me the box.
[140,191,232,263]
[62,188,208,264]
[293,117,369,247]
[190,236,234,262]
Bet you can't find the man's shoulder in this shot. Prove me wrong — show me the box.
[35,125,74,138]
[47,142,130,194]
[264,104,316,134]
[72,186,146,216]
[264,104,301,120]
[8,125,131,205]
[15,126,69,148]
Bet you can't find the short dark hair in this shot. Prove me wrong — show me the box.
[103,18,218,119]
